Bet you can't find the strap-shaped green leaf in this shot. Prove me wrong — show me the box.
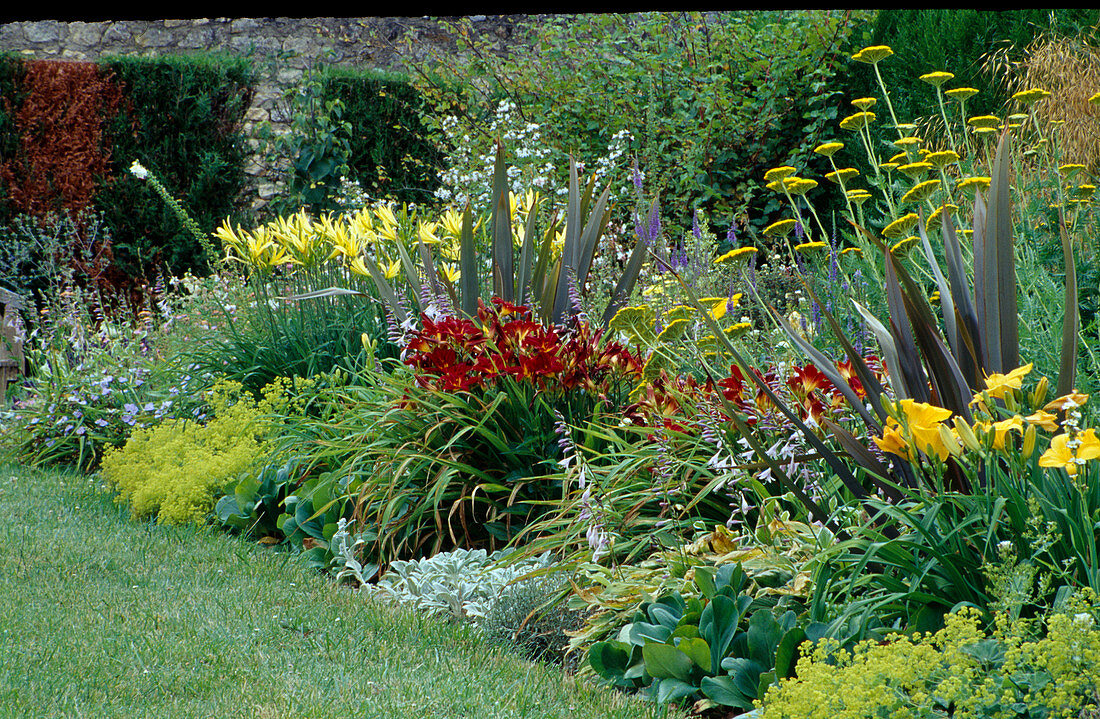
[940,211,981,389]
[987,130,1018,374]
[490,140,514,302]
[1057,208,1078,397]
[459,203,478,318]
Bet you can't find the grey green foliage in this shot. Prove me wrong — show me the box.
[482,571,584,666]
[367,547,555,624]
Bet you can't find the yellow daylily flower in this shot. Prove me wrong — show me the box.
[982,363,1032,399]
[1039,429,1100,476]
[1024,410,1060,432]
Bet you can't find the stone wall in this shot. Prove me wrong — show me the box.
[0,16,539,209]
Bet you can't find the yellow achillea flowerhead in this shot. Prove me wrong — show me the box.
[764,166,797,182]
[925,150,960,168]
[926,204,959,230]
[846,189,873,204]
[851,97,877,110]
[883,213,919,238]
[967,115,1001,129]
[1073,184,1097,200]
[945,87,979,101]
[852,45,894,64]
[957,176,992,193]
[794,241,828,254]
[1059,163,1088,177]
[814,141,844,157]
[893,136,921,149]
[898,161,934,179]
[763,219,798,237]
[840,246,862,256]
[1089,91,1100,106]
[787,178,819,195]
[890,236,919,254]
[1012,88,1051,105]
[879,161,900,172]
[919,71,955,87]
[767,177,817,195]
[901,179,941,203]
[839,111,876,131]
[714,246,758,264]
[826,168,859,183]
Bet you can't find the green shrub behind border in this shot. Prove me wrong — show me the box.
[318,66,444,207]
[95,52,255,281]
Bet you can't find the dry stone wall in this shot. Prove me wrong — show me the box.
[0,16,539,208]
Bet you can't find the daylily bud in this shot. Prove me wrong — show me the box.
[1022,424,1037,459]
[939,424,964,458]
[953,416,983,454]
[1031,376,1050,408]
[1004,391,1019,414]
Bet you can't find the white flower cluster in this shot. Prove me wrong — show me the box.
[434,100,635,211]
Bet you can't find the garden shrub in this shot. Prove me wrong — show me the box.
[96,53,254,281]
[318,65,444,207]
[101,379,288,525]
[407,11,872,240]
[0,60,123,220]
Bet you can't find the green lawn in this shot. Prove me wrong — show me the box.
[0,464,680,719]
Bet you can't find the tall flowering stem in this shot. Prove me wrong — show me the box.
[129,160,216,271]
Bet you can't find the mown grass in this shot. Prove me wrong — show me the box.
[0,464,681,719]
